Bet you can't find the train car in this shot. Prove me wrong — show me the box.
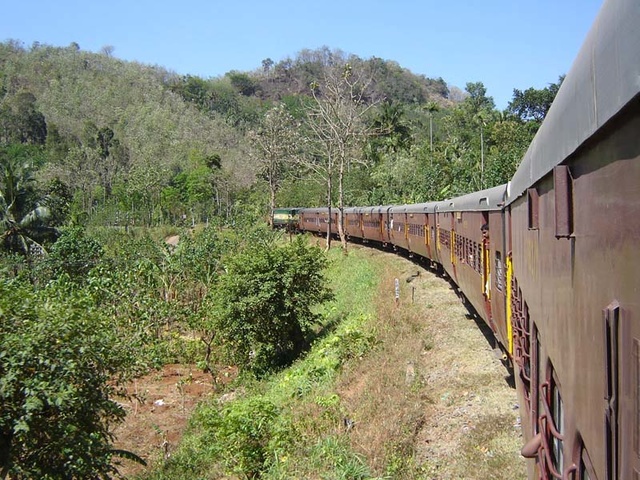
[344,207,363,239]
[435,185,507,338]
[356,206,390,245]
[507,0,640,477]
[388,205,409,251]
[404,202,439,263]
[434,199,455,283]
[299,207,321,234]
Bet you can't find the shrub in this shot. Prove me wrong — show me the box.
[206,236,332,375]
[0,280,140,478]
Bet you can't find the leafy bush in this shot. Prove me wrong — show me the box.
[0,280,140,479]
[206,236,332,375]
[41,226,104,281]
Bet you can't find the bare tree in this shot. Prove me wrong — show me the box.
[248,103,301,225]
[303,62,377,250]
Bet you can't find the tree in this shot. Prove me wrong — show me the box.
[425,101,440,154]
[42,226,104,281]
[463,81,495,114]
[0,146,56,257]
[304,62,377,250]
[0,91,47,145]
[248,103,301,225]
[206,236,332,375]
[506,75,564,123]
[367,100,411,161]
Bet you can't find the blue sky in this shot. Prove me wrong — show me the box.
[2,0,603,109]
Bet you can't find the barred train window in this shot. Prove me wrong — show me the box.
[538,362,565,479]
[495,251,504,291]
[551,380,564,474]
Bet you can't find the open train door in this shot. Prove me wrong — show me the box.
[481,212,493,323]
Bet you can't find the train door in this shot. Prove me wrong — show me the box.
[481,212,492,321]
[450,211,457,281]
[425,213,431,258]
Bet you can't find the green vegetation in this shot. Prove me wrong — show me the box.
[149,246,381,479]
[204,236,333,376]
[0,38,547,477]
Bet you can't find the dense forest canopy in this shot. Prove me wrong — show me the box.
[0,38,562,477]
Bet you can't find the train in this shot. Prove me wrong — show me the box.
[276,0,640,478]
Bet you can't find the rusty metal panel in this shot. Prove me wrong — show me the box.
[554,166,573,238]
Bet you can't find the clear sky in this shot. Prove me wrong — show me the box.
[1,0,603,109]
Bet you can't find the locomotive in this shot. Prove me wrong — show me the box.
[282,0,640,478]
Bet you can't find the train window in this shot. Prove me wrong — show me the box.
[551,378,564,474]
[554,165,573,237]
[528,188,539,230]
[539,363,565,479]
[579,444,596,480]
[495,251,504,291]
[604,302,619,480]
[532,323,539,430]
[512,293,532,413]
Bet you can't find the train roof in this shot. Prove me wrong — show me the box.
[438,184,507,213]
[507,0,640,205]
[301,207,329,214]
[358,205,394,214]
[389,202,439,214]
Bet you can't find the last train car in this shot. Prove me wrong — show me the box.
[507,0,640,477]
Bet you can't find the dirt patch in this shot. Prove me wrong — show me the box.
[111,364,233,477]
[164,235,180,247]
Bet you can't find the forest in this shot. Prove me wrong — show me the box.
[0,39,560,478]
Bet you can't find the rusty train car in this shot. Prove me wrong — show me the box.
[291,1,640,478]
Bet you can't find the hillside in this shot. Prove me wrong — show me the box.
[1,40,556,232]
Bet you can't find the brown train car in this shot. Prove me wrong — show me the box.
[507,0,640,477]
[299,207,323,234]
[404,202,438,262]
[436,185,507,338]
[344,207,363,240]
[299,207,338,236]
[360,206,389,244]
[434,201,456,283]
[388,205,409,252]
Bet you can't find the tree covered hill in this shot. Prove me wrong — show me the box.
[1,39,559,232]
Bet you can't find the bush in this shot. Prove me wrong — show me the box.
[0,280,139,478]
[42,226,104,281]
[206,236,332,375]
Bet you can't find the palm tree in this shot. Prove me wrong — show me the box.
[0,149,56,256]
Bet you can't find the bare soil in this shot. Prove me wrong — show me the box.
[111,364,236,477]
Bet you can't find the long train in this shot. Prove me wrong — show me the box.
[274,0,639,478]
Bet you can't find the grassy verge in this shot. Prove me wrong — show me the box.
[141,241,525,479]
